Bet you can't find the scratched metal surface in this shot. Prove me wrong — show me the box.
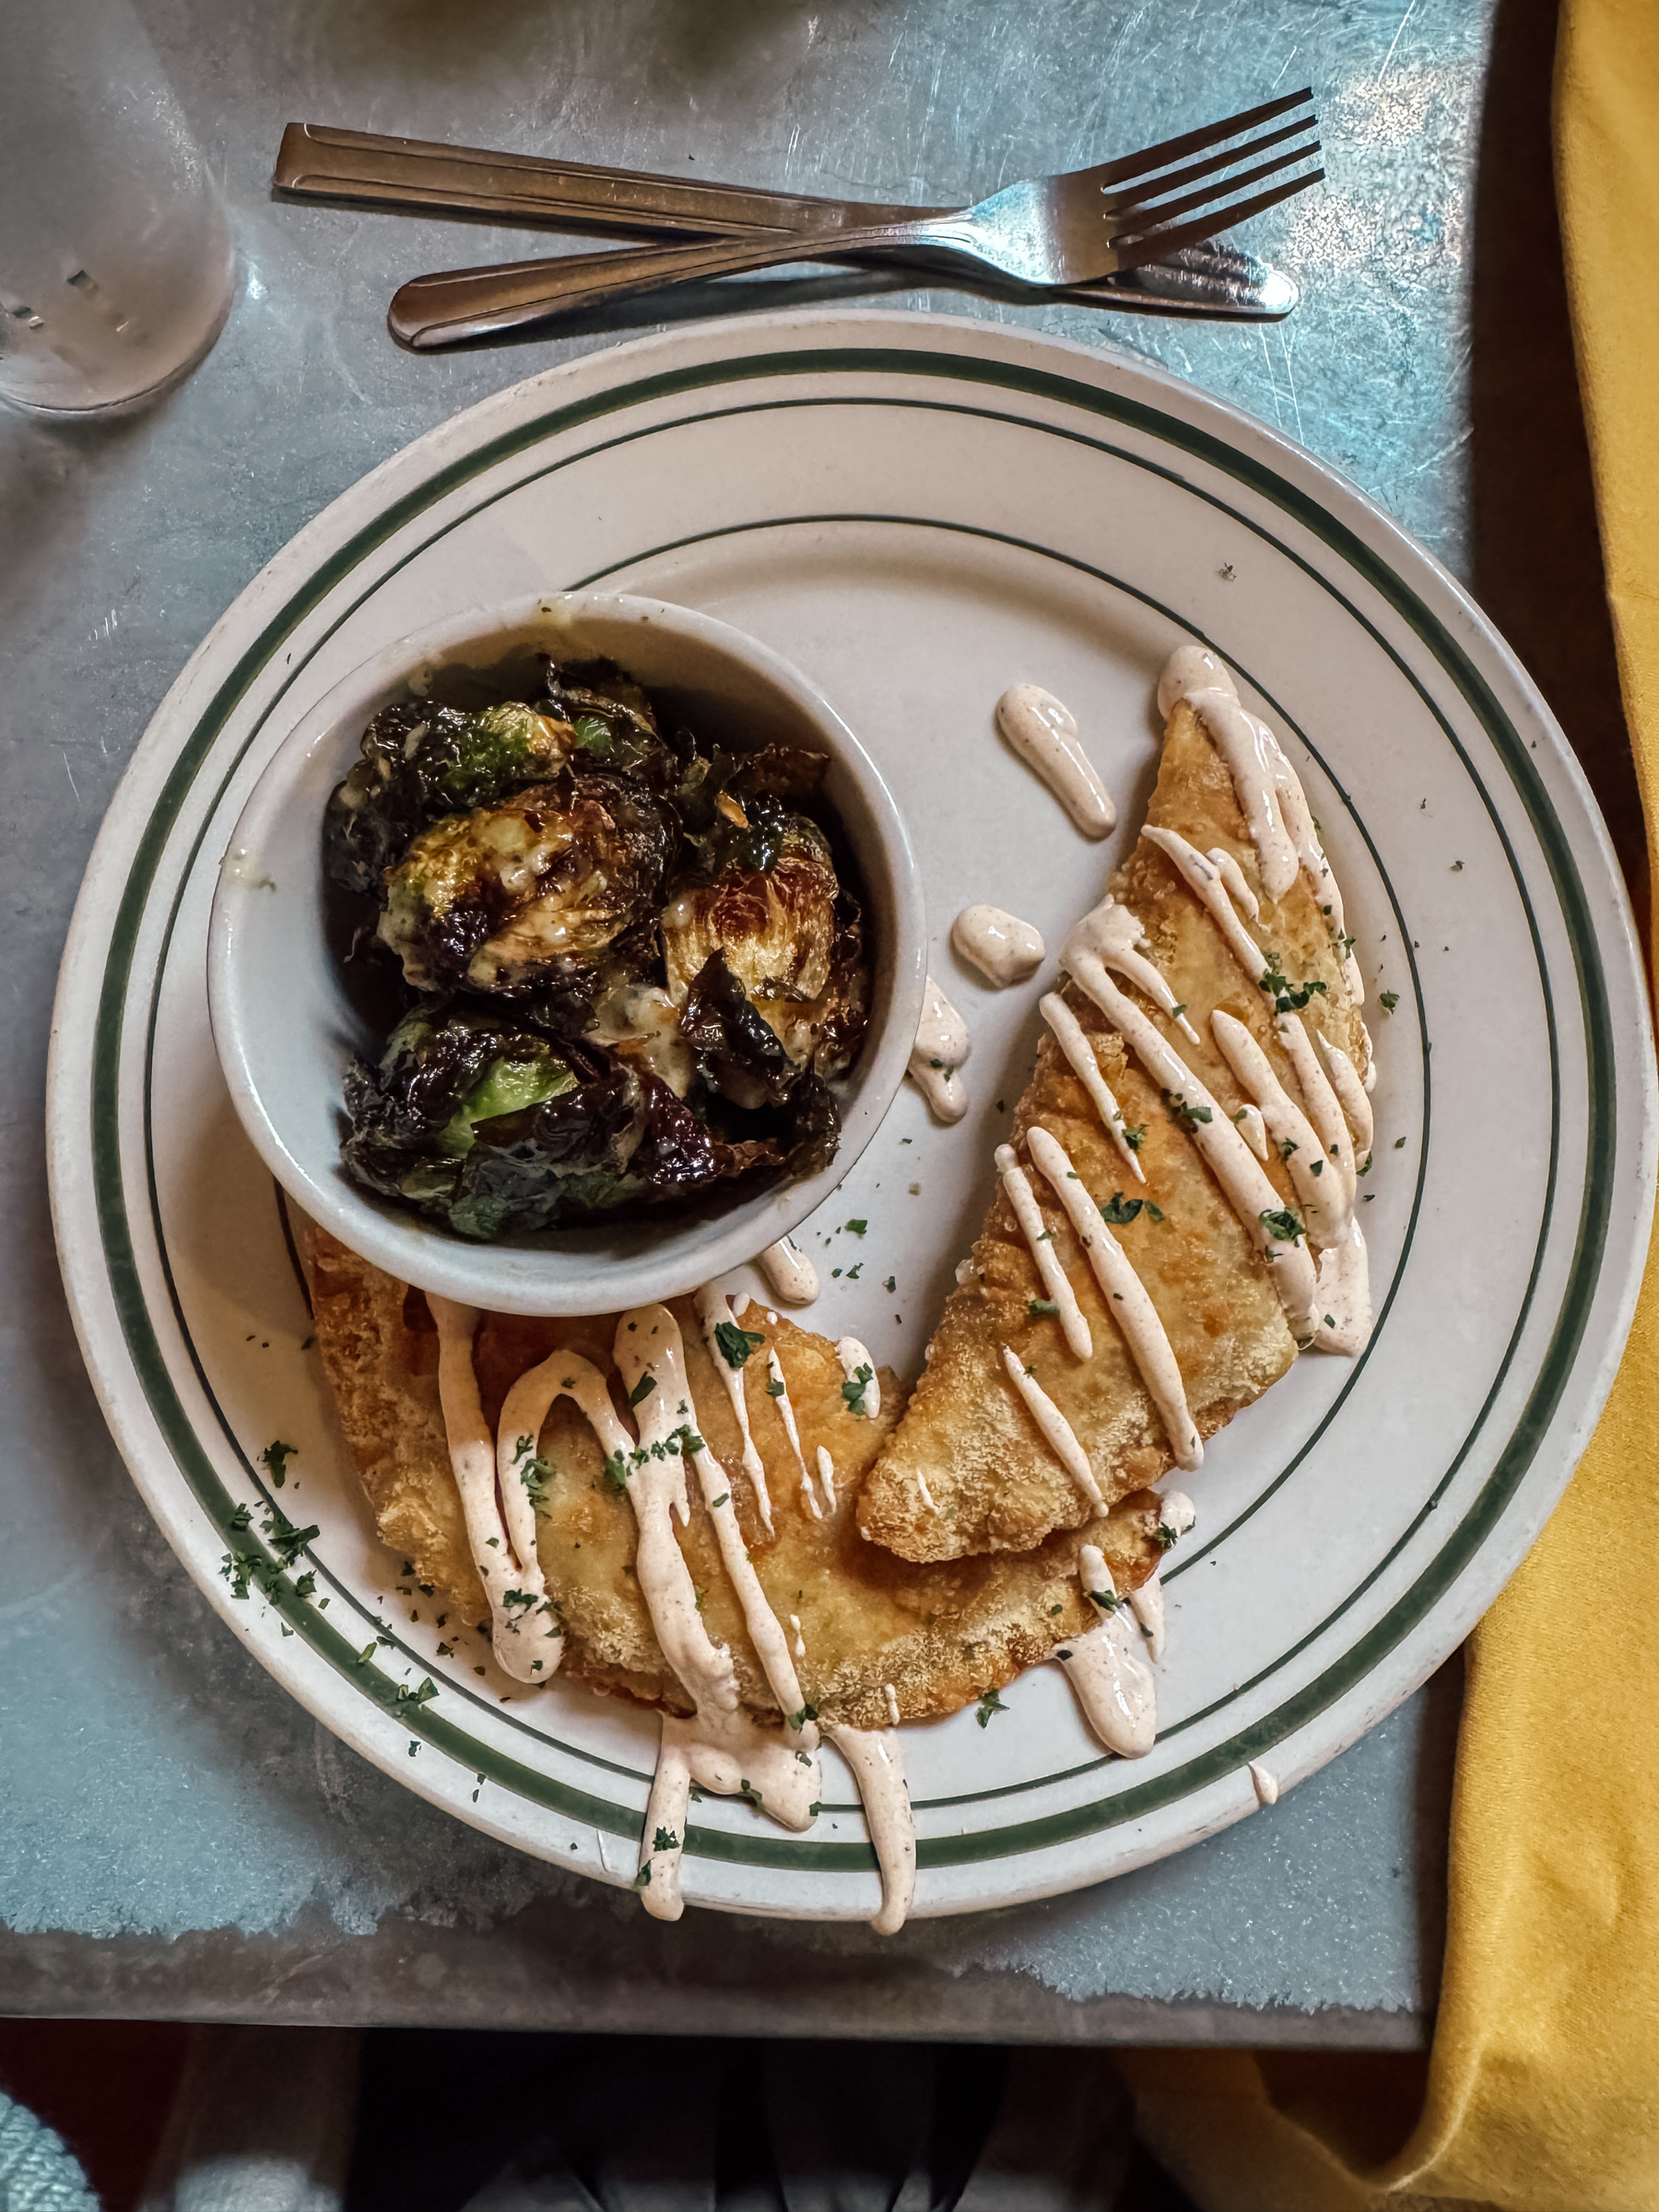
[0,0,1488,2032]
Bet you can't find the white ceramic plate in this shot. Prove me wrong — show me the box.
[48,311,1654,1923]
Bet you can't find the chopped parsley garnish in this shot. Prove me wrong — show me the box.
[885,1277,896,1293]
[1121,1123,1147,1152]
[1163,1090,1213,1132]
[1277,1137,1299,1161]
[1146,1201,1168,1223]
[737,1778,764,1807]
[602,1449,632,1493]
[765,1376,785,1398]
[1394,1135,1407,1149]
[1100,1192,1144,1225]
[1260,1206,1305,1244]
[845,1218,867,1235]
[1357,1152,1373,1177]
[1170,1002,1187,1018]
[1028,1298,1060,1319]
[1259,950,1329,1013]
[1087,1585,1120,1612]
[1452,859,1464,872]
[1155,1522,1183,1551]
[1048,1604,1064,1617]
[976,1688,1008,1728]
[634,1864,652,1888]
[514,1436,556,1513]
[714,1320,765,1370]
[627,1371,657,1407]
[653,1827,679,1853]
[260,1440,298,1488]
[1379,990,1400,1013]
[711,1492,729,1509]
[786,1701,819,1731]
[1324,1313,1336,1328]
[1310,1159,1324,1176]
[841,1363,875,1418]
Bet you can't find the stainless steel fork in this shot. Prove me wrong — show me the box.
[387,92,1322,350]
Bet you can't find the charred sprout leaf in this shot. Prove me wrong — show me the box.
[377,770,675,999]
[541,657,674,784]
[679,950,800,1109]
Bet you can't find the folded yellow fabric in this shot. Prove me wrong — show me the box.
[1117,4,1659,2204]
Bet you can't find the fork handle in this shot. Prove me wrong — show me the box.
[388,224,952,348]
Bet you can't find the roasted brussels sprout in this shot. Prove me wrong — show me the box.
[541,656,675,785]
[325,700,581,897]
[377,770,675,1003]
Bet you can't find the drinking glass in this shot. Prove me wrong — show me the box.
[0,0,235,417]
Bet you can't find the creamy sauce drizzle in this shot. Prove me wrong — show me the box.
[815,1445,838,1513]
[999,1345,1105,1511]
[429,1295,563,1684]
[830,1724,917,1935]
[994,684,1116,837]
[835,1337,881,1420]
[1209,1011,1371,1353]
[909,973,971,1123]
[1139,825,1269,986]
[1249,1761,1280,1807]
[1024,1125,1201,1470]
[612,1308,819,1921]
[1055,1545,1157,1757]
[994,1142,1092,1360]
[766,1347,821,1518]
[693,1286,775,1535]
[1057,935,1318,1339]
[759,1237,819,1307]
[1064,898,1201,1043]
[1128,1570,1165,1662]
[1039,994,1146,1182]
[788,1612,806,1659]
[1315,1030,1375,1159]
[1158,648,1363,1002]
[951,903,1045,986]
[883,1682,901,1727]
[1208,846,1260,921]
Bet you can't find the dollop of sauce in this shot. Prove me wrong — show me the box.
[1063,899,1201,1043]
[909,974,971,1123]
[994,1142,1093,1360]
[951,903,1046,987]
[1234,1101,1270,1160]
[834,1337,881,1420]
[429,1295,563,1684]
[1040,994,1147,1182]
[999,1345,1105,1510]
[995,684,1116,837]
[1054,1546,1157,1757]
[1249,1761,1280,1806]
[1025,1125,1201,1471]
[759,1237,819,1308]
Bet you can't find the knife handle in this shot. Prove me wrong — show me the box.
[276,121,932,241]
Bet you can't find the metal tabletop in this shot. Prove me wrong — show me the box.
[3,0,1550,2041]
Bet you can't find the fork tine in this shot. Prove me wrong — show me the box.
[1109,142,1321,240]
[1100,119,1318,215]
[1087,88,1314,190]
[1109,169,1325,276]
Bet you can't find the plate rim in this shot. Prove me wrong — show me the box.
[47,306,1657,1919]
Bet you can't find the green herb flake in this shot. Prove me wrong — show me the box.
[845,1218,867,1235]
[1100,1192,1143,1225]
[1122,1123,1147,1152]
[714,1320,766,1370]
[627,1371,657,1408]
[976,1689,1007,1728]
[765,1377,785,1399]
[841,1364,876,1418]
[1164,1091,1213,1132]
[1146,1202,1168,1223]
[1277,1137,1299,1161]
[711,1492,729,1510]
[1028,1298,1060,1319]
[1394,1135,1407,1149]
[1260,1206,1305,1244]
[653,1827,679,1853]
[1380,990,1400,1013]
[261,1440,298,1488]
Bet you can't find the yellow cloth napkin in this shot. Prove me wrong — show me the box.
[1115,4,1659,2204]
